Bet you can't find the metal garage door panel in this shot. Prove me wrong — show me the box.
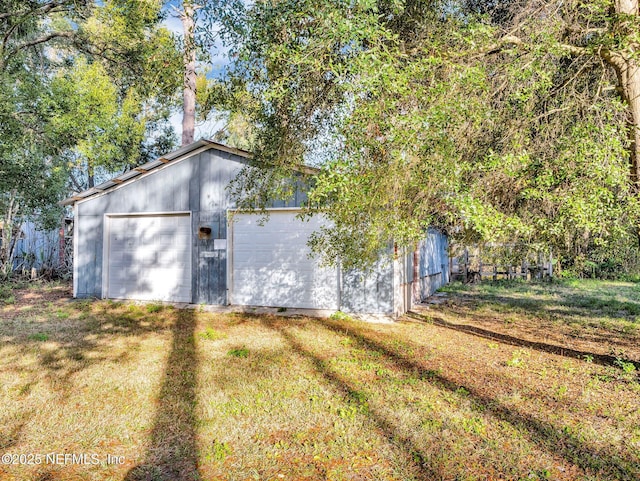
[231,212,338,309]
[107,215,191,302]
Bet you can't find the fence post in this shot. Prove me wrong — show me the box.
[463,248,469,283]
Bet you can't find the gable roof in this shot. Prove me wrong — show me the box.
[60,140,254,206]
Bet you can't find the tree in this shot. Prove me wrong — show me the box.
[224,0,640,272]
[463,0,640,271]
[169,0,245,146]
[180,0,197,145]
[0,0,183,276]
[481,0,640,190]
[61,0,183,187]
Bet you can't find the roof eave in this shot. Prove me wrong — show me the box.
[59,139,315,206]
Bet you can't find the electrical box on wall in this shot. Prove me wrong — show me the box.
[198,226,212,240]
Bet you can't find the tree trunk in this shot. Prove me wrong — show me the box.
[620,60,640,192]
[181,1,196,146]
[0,191,19,278]
[613,0,640,192]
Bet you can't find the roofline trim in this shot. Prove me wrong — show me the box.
[61,143,212,207]
[60,139,316,206]
[60,140,255,206]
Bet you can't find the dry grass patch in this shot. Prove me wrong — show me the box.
[0,280,638,480]
[433,279,640,365]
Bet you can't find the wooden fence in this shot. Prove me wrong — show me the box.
[450,246,553,283]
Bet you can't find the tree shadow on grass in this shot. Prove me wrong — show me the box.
[407,311,640,369]
[447,282,640,318]
[124,308,199,481]
[316,318,639,481]
[444,302,639,351]
[0,301,177,394]
[0,302,176,474]
[259,317,441,480]
[0,294,201,481]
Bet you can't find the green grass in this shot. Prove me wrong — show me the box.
[0,280,638,480]
[145,303,164,313]
[441,278,640,320]
[0,283,17,304]
[199,326,226,341]
[438,279,640,363]
[227,346,249,358]
[28,332,49,342]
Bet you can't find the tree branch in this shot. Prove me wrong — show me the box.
[11,30,75,52]
[68,171,85,192]
[483,34,588,57]
[480,33,625,68]
[0,1,70,20]
[2,30,75,69]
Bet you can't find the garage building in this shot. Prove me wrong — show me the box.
[62,140,449,316]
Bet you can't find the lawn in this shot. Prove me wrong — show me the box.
[0,280,638,481]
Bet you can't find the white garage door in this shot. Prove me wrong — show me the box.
[230,211,338,309]
[106,214,192,302]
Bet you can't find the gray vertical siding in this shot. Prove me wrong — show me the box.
[195,211,226,304]
[74,214,103,297]
[76,154,197,298]
[74,145,449,312]
[391,229,450,315]
[418,228,449,299]
[340,258,395,315]
[195,151,241,303]
[74,149,309,303]
[12,221,61,271]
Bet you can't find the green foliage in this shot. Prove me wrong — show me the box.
[224,0,640,272]
[614,358,637,375]
[506,349,530,368]
[330,311,353,322]
[29,333,49,342]
[199,327,226,341]
[0,0,182,276]
[51,60,147,175]
[228,346,249,358]
[145,303,164,313]
[204,440,232,462]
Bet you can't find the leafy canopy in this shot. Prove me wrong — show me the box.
[225,0,639,271]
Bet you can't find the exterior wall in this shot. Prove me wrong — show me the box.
[74,144,448,313]
[228,209,396,314]
[75,212,103,297]
[229,211,340,310]
[75,148,308,302]
[341,257,395,315]
[418,228,449,299]
[393,228,450,315]
[393,250,412,317]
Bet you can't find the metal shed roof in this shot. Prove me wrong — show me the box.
[61,139,256,206]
